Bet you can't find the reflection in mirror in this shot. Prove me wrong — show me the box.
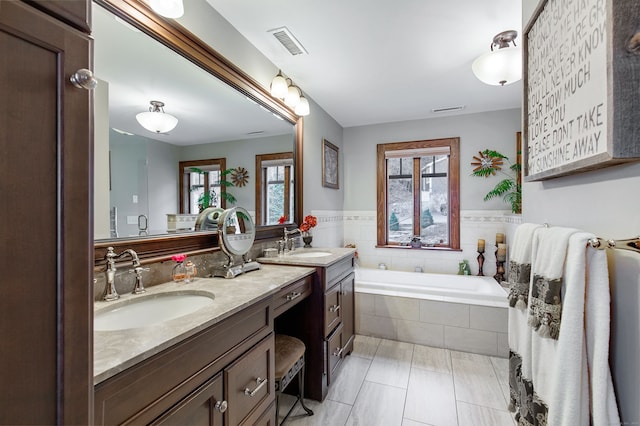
[255,152,294,226]
[92,2,295,241]
[178,158,227,214]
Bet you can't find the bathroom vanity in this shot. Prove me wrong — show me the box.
[258,247,356,401]
[93,247,355,424]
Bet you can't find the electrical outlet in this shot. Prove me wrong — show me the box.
[132,195,138,203]
[126,216,138,225]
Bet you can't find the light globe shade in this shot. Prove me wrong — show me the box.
[136,110,178,134]
[295,96,310,116]
[284,85,301,108]
[149,0,184,18]
[270,74,288,98]
[472,46,522,86]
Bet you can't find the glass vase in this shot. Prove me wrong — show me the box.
[172,261,186,282]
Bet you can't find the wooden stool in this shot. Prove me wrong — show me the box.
[274,335,314,425]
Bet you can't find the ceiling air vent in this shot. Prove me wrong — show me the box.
[268,26,308,56]
[432,105,465,114]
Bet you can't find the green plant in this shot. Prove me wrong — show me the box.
[190,167,237,211]
[471,149,522,214]
[389,211,400,231]
[421,209,434,228]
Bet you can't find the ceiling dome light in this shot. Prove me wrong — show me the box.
[270,71,288,98]
[472,30,522,86]
[284,85,301,108]
[136,100,178,134]
[149,0,184,18]
[295,95,310,116]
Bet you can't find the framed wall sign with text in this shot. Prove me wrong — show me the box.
[523,0,640,181]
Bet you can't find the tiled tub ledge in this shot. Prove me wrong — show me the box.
[354,268,509,358]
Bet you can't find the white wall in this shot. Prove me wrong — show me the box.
[522,0,640,422]
[94,80,111,239]
[343,109,522,211]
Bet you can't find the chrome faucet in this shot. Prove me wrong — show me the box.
[283,227,301,252]
[103,247,146,301]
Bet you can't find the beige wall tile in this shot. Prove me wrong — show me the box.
[445,326,498,356]
[420,300,469,327]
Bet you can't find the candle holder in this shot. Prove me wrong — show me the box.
[494,243,506,283]
[494,260,505,283]
[477,251,485,276]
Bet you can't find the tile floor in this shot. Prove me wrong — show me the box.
[278,335,515,426]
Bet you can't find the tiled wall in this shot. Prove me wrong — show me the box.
[312,209,522,276]
[356,292,509,357]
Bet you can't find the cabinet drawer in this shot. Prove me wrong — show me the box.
[326,324,343,386]
[324,284,342,337]
[325,256,354,290]
[151,372,224,425]
[225,334,275,426]
[273,275,312,317]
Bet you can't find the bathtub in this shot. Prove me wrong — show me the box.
[355,267,508,308]
[355,267,509,357]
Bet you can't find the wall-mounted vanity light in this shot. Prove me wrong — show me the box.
[149,0,184,18]
[135,100,179,134]
[472,30,522,86]
[269,71,310,116]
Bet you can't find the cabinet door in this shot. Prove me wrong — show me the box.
[152,373,225,426]
[225,334,275,426]
[341,273,355,354]
[0,2,92,424]
[29,0,90,32]
[324,283,342,337]
[326,323,344,386]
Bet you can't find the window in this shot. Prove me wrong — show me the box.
[179,158,227,214]
[255,152,294,225]
[376,138,460,249]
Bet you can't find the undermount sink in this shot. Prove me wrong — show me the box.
[288,251,333,258]
[95,292,215,332]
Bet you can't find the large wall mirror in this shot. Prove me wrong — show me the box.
[93,0,303,263]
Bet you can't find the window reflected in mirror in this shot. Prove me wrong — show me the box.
[256,152,294,226]
[179,158,227,214]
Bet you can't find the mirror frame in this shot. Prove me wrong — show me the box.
[93,0,303,266]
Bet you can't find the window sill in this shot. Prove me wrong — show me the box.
[375,244,462,252]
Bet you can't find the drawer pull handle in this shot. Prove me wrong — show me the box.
[215,400,228,413]
[332,346,343,357]
[286,291,301,301]
[329,304,340,313]
[244,377,268,397]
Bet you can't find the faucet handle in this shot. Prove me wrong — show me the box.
[129,266,150,294]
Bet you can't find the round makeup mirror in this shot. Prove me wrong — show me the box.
[217,207,255,257]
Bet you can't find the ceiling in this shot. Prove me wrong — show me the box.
[92,4,293,146]
[207,0,523,128]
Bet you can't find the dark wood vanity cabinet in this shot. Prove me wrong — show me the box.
[274,254,355,401]
[1,1,92,423]
[95,300,275,425]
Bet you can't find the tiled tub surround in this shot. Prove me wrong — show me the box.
[355,268,509,357]
[338,209,521,275]
[93,264,314,383]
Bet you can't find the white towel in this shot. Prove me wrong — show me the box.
[507,223,543,414]
[514,229,621,426]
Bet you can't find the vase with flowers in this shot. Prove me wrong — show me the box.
[171,253,192,283]
[299,215,317,248]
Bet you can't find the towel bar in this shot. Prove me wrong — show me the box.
[588,237,640,254]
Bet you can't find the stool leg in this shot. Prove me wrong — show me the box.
[298,361,314,416]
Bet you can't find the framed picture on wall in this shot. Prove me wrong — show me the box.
[322,138,339,189]
[523,0,640,181]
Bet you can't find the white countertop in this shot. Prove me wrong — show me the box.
[93,264,314,384]
[257,247,356,267]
